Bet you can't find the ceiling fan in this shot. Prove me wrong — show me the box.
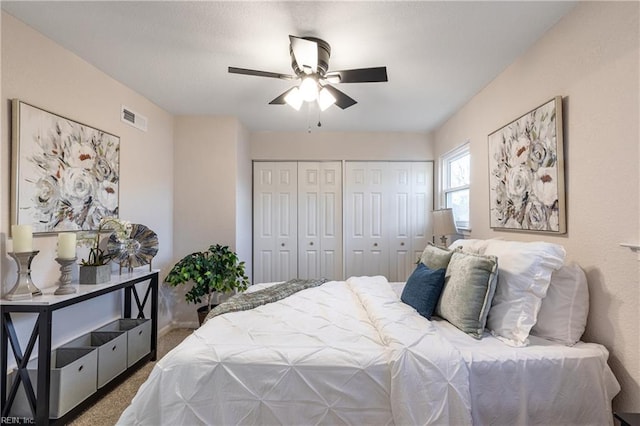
[228,35,388,111]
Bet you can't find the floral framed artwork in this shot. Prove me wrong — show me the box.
[11,100,120,234]
[488,96,566,233]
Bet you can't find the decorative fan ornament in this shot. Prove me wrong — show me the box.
[229,35,388,111]
[107,223,158,272]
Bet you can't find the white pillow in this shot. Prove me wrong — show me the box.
[447,238,491,254]
[484,240,566,346]
[530,263,589,345]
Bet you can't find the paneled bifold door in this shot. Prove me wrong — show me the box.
[253,162,343,284]
[253,161,432,284]
[253,162,298,283]
[345,162,433,282]
[297,162,343,281]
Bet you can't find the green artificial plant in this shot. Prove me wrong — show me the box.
[78,217,132,266]
[165,244,249,311]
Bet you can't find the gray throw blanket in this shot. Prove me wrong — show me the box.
[203,277,329,324]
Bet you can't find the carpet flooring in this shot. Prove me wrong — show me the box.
[68,328,193,426]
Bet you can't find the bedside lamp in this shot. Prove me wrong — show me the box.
[433,208,458,248]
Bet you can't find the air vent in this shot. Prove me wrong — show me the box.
[120,105,148,132]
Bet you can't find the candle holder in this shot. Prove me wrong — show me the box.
[54,257,78,295]
[5,251,42,301]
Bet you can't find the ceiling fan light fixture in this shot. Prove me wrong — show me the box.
[300,77,319,102]
[229,35,388,113]
[284,87,303,110]
[325,73,341,84]
[318,87,336,111]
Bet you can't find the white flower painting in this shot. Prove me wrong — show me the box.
[12,100,120,234]
[488,97,566,233]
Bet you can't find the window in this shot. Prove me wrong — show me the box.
[440,143,470,230]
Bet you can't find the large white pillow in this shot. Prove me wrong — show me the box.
[484,240,566,346]
[530,263,589,345]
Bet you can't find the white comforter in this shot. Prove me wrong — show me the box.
[118,276,472,425]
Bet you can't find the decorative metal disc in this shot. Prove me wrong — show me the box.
[107,223,158,268]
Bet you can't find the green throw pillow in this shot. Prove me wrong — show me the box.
[419,243,455,270]
[435,250,498,338]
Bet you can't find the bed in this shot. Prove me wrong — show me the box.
[118,240,620,425]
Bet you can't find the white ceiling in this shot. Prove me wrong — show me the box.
[1,1,576,133]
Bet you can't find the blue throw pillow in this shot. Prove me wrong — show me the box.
[401,263,446,320]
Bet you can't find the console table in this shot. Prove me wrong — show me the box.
[1,269,159,425]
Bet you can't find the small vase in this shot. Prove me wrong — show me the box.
[79,264,112,284]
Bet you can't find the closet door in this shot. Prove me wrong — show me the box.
[344,162,389,279]
[387,163,412,281]
[388,162,433,281]
[298,162,343,280]
[253,162,298,283]
[345,161,432,281]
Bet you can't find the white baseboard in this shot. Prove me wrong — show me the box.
[158,323,173,337]
[171,321,199,329]
[157,321,198,338]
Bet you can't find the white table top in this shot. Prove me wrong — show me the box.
[1,269,159,306]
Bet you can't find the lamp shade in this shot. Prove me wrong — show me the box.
[318,87,336,111]
[284,87,303,110]
[433,208,458,239]
[299,77,318,102]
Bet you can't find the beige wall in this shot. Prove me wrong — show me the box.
[1,12,175,343]
[236,122,253,282]
[172,115,252,325]
[173,116,238,255]
[251,131,433,160]
[433,1,639,411]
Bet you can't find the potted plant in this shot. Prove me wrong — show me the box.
[165,244,249,325]
[78,217,131,284]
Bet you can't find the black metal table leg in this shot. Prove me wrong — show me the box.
[124,286,132,318]
[150,274,158,360]
[1,308,9,419]
[1,308,8,418]
[35,309,52,425]
[2,309,50,425]
[126,278,158,361]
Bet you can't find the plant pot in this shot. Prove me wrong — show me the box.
[79,264,111,284]
[197,305,218,326]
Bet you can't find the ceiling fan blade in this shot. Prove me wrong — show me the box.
[323,85,357,109]
[326,67,388,83]
[269,87,296,105]
[289,35,318,74]
[228,66,295,80]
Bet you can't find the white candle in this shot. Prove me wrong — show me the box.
[57,233,77,259]
[12,224,33,253]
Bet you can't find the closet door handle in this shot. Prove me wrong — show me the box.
[281,243,285,247]
[309,242,314,246]
[373,243,378,247]
[400,242,405,246]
